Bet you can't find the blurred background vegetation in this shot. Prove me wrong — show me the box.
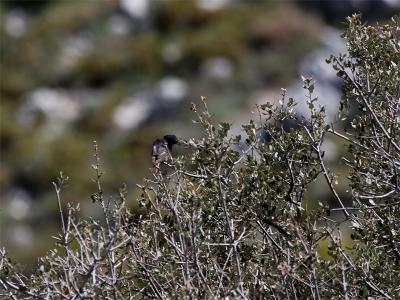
[0,0,398,270]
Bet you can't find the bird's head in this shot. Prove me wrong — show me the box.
[163,135,179,149]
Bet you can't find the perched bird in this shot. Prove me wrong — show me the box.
[151,134,179,168]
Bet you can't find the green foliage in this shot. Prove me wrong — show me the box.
[0,4,321,249]
[1,14,399,299]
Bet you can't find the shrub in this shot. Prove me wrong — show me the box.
[1,14,399,299]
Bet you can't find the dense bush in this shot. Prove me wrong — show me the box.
[1,14,399,299]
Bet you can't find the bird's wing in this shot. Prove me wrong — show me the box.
[152,140,169,166]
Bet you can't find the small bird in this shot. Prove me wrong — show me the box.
[151,134,179,168]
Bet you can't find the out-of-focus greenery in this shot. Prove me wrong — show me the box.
[1,1,324,268]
